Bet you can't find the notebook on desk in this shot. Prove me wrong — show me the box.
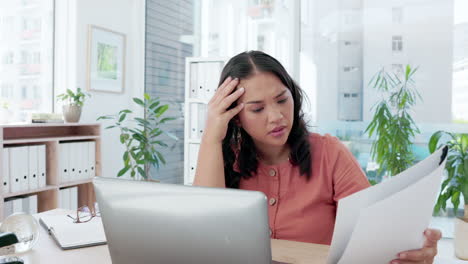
[39,214,107,249]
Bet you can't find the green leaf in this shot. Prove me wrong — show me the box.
[155,105,169,117]
[155,151,166,164]
[119,109,132,115]
[97,116,113,120]
[133,98,144,106]
[144,93,151,101]
[119,114,127,122]
[163,131,178,141]
[428,131,444,153]
[152,141,168,147]
[105,125,116,129]
[452,191,461,215]
[137,166,146,178]
[117,166,130,177]
[149,102,160,109]
[160,117,177,124]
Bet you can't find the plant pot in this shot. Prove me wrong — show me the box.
[454,215,468,260]
[62,105,82,123]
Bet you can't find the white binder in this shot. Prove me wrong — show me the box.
[28,146,39,190]
[204,62,221,100]
[59,143,70,183]
[38,145,46,188]
[2,148,10,194]
[69,143,77,182]
[88,141,96,178]
[188,144,199,184]
[81,142,88,180]
[22,196,30,213]
[9,147,21,193]
[59,188,71,209]
[198,104,207,138]
[75,143,82,180]
[12,198,23,213]
[9,147,28,193]
[28,195,38,214]
[197,62,206,101]
[189,62,198,99]
[3,199,13,217]
[70,186,78,210]
[19,146,29,192]
[190,103,199,139]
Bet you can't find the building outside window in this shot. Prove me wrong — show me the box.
[392,35,403,52]
[0,0,54,122]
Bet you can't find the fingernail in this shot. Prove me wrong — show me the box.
[239,87,244,91]
[399,253,406,259]
[426,230,432,236]
[392,261,399,264]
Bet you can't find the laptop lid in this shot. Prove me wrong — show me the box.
[93,177,272,264]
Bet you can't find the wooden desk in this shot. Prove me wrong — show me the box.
[9,209,329,263]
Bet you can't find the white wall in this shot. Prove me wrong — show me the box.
[74,0,145,178]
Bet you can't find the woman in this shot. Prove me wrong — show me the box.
[194,51,441,264]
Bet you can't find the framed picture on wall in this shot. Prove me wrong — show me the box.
[87,25,126,93]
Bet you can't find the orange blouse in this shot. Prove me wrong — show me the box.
[239,133,370,245]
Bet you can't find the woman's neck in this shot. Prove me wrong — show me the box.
[256,144,290,165]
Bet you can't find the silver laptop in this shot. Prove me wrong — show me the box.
[93,177,286,264]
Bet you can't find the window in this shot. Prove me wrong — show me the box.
[392,7,403,24]
[392,63,404,76]
[343,66,359,72]
[0,1,54,122]
[392,35,403,52]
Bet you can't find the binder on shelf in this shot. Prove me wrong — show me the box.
[28,146,39,190]
[76,143,83,180]
[69,143,78,182]
[188,144,199,184]
[59,143,70,183]
[204,62,221,100]
[3,199,13,217]
[38,145,46,188]
[9,147,28,193]
[2,148,10,194]
[81,142,88,180]
[19,147,29,192]
[88,141,96,178]
[190,103,199,139]
[189,62,198,99]
[198,104,207,138]
[22,196,30,213]
[70,187,78,210]
[59,188,71,210]
[28,195,38,214]
[9,147,21,193]
[197,62,206,101]
[12,198,23,213]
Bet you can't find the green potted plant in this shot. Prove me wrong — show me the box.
[97,93,178,179]
[56,88,90,123]
[365,65,421,179]
[429,131,468,259]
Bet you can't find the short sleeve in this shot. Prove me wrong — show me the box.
[326,136,371,202]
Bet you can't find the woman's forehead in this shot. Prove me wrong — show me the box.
[238,72,286,92]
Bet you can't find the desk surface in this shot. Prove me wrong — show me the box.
[11,209,329,264]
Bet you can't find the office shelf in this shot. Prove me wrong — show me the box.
[0,123,101,220]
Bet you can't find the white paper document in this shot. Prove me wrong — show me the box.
[327,146,448,264]
[40,214,107,249]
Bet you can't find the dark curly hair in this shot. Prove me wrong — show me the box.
[220,51,311,188]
